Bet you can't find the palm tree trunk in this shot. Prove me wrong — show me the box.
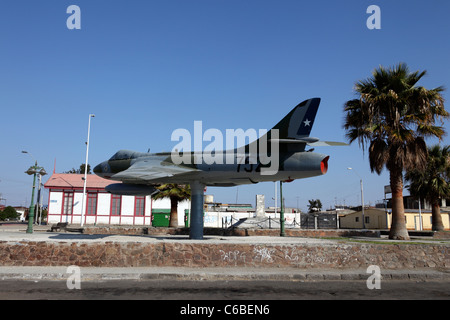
[388,169,410,240]
[169,197,179,228]
[431,202,444,231]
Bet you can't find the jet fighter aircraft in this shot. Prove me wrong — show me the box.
[94,98,346,239]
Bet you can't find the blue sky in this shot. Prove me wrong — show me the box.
[1,0,449,212]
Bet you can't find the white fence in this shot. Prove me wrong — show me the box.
[200,211,304,228]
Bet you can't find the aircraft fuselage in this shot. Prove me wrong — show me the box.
[94,149,329,187]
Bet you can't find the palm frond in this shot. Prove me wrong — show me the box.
[368,138,388,174]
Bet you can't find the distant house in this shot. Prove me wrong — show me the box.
[13,206,28,222]
[339,207,450,230]
[402,209,450,231]
[44,173,189,226]
[339,208,389,229]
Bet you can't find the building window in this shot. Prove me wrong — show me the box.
[355,217,359,222]
[62,192,74,215]
[111,195,121,216]
[365,216,370,224]
[86,193,97,216]
[135,196,145,216]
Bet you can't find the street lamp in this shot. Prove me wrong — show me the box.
[347,167,366,229]
[80,114,95,227]
[22,151,46,233]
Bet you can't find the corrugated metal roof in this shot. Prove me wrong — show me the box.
[44,173,118,189]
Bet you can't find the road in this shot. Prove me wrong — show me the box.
[1,279,449,300]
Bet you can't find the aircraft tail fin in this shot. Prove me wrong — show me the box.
[248,98,320,153]
[271,97,321,140]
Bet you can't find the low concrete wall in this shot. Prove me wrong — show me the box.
[1,239,448,270]
[435,231,450,239]
[82,226,381,238]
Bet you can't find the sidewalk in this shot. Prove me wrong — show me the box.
[0,229,340,245]
[0,224,448,245]
[1,266,449,282]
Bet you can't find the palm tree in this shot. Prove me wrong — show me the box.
[405,145,450,231]
[308,199,322,213]
[152,184,191,228]
[343,63,448,240]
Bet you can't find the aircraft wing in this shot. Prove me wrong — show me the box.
[307,141,349,147]
[112,158,198,183]
[270,138,348,147]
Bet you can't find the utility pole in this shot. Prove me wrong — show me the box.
[280,181,285,237]
[81,114,95,227]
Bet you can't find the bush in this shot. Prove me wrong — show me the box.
[0,206,20,221]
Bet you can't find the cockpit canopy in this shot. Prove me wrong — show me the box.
[109,150,147,161]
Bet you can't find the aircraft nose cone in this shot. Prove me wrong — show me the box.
[94,161,108,176]
[93,163,102,175]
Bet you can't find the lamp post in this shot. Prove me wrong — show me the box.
[347,167,365,229]
[80,114,95,227]
[22,151,47,233]
[36,171,47,225]
[279,181,285,237]
[274,182,277,216]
